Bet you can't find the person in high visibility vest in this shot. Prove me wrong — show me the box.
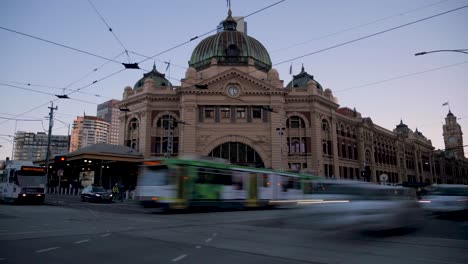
[112,183,119,201]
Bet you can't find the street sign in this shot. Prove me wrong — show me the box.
[57,169,64,177]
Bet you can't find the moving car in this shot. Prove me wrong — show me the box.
[279,179,424,233]
[419,184,468,215]
[81,186,113,203]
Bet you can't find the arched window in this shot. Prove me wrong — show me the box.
[287,116,305,128]
[322,119,329,131]
[365,149,371,163]
[291,138,301,153]
[127,118,140,151]
[209,142,264,168]
[152,114,179,157]
[156,115,178,128]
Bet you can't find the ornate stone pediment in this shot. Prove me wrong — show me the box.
[196,68,281,94]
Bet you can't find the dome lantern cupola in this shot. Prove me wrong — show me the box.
[189,9,272,72]
[222,8,237,31]
[133,63,172,89]
[286,65,323,90]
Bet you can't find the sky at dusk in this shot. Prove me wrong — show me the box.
[0,0,467,160]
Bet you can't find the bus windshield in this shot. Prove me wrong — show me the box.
[17,175,46,187]
[14,167,47,187]
[138,165,172,186]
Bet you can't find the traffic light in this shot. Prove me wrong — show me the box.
[54,155,67,170]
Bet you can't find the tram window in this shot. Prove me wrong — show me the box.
[281,177,290,192]
[304,182,313,194]
[196,168,232,185]
[232,173,243,190]
[293,179,301,189]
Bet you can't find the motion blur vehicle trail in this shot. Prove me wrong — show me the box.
[420,184,468,218]
[278,179,424,234]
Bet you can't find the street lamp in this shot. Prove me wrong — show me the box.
[415,49,468,56]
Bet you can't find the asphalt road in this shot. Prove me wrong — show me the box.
[0,201,467,264]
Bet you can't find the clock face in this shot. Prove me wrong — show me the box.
[448,136,457,143]
[227,86,240,97]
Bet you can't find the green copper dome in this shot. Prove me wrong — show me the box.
[286,65,323,90]
[189,10,272,72]
[134,64,172,89]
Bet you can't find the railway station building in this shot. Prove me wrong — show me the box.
[117,9,468,185]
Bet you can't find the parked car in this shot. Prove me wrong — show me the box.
[279,179,424,233]
[81,186,113,203]
[419,184,468,215]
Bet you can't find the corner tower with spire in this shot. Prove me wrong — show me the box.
[443,110,464,158]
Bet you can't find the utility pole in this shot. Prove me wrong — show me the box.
[45,102,58,183]
[276,115,284,172]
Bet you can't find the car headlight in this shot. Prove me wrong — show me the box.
[94,194,101,197]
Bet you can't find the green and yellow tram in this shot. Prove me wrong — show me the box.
[134,156,318,210]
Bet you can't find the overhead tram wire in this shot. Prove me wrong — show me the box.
[0,100,55,126]
[56,2,468,95]
[0,26,123,64]
[335,60,468,93]
[270,0,450,54]
[87,0,132,62]
[137,0,287,65]
[33,0,289,98]
[129,51,188,70]
[0,82,100,105]
[0,117,43,121]
[1,59,127,127]
[193,3,468,88]
[272,5,468,67]
[157,3,468,90]
[0,51,125,100]
[0,79,113,100]
[0,1,303,124]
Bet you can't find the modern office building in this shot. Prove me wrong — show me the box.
[116,9,467,184]
[13,131,69,161]
[70,116,110,152]
[97,99,121,145]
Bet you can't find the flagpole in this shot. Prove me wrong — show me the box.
[442,101,450,111]
[290,63,293,87]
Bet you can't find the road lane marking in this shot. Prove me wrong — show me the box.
[100,233,111,237]
[213,233,217,236]
[74,239,89,244]
[195,246,202,249]
[36,247,60,253]
[205,237,213,242]
[2,229,71,235]
[172,254,187,262]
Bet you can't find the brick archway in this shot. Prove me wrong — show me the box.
[202,135,270,168]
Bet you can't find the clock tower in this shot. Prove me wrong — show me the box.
[443,110,464,158]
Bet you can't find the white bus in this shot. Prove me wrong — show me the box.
[0,160,46,204]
